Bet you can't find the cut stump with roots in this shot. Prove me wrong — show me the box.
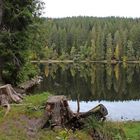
[0,76,42,116]
[0,84,23,116]
[36,95,108,131]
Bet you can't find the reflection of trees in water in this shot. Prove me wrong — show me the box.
[106,64,113,90]
[39,63,140,101]
[126,65,134,84]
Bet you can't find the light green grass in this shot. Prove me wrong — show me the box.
[123,121,140,140]
[0,92,140,140]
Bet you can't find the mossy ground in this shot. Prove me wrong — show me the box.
[0,92,139,140]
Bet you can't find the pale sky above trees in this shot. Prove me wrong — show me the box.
[42,0,140,18]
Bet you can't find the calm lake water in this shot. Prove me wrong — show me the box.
[37,63,140,121]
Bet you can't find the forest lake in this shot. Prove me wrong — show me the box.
[35,62,140,121]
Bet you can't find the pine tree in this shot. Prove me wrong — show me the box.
[126,40,135,60]
[106,33,113,62]
[90,39,96,60]
[114,31,122,60]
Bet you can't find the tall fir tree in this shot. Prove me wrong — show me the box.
[0,0,44,84]
[106,33,113,62]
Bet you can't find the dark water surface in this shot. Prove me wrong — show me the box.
[37,63,140,121]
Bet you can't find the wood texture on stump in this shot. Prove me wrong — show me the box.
[0,84,23,116]
[37,95,108,131]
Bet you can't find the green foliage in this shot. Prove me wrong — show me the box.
[41,17,140,62]
[70,46,77,58]
[2,14,140,84]
[114,44,120,60]
[24,92,50,117]
[123,121,140,139]
[56,129,71,140]
[85,116,103,130]
[126,40,135,60]
[0,0,44,85]
[85,116,126,140]
[0,92,49,122]
[106,33,113,62]
[59,52,70,60]
[90,39,96,60]
[24,92,50,106]
[17,62,39,84]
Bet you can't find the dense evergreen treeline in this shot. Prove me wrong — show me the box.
[43,17,140,61]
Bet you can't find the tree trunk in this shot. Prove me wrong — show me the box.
[0,69,3,85]
[0,0,5,83]
[0,0,3,26]
[0,0,4,83]
[0,65,4,86]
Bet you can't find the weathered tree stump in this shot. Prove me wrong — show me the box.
[0,76,42,116]
[0,84,23,104]
[36,95,108,131]
[35,95,73,130]
[0,84,23,116]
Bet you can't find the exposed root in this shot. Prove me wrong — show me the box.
[3,103,11,117]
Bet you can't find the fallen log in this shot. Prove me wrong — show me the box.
[36,95,108,131]
[18,76,42,91]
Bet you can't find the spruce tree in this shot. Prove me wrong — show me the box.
[106,33,113,62]
[0,0,44,84]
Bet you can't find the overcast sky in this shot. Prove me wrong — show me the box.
[42,0,140,18]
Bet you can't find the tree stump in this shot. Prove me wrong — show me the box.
[37,95,108,130]
[0,84,23,104]
[0,84,23,116]
[35,95,74,130]
[0,76,42,116]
